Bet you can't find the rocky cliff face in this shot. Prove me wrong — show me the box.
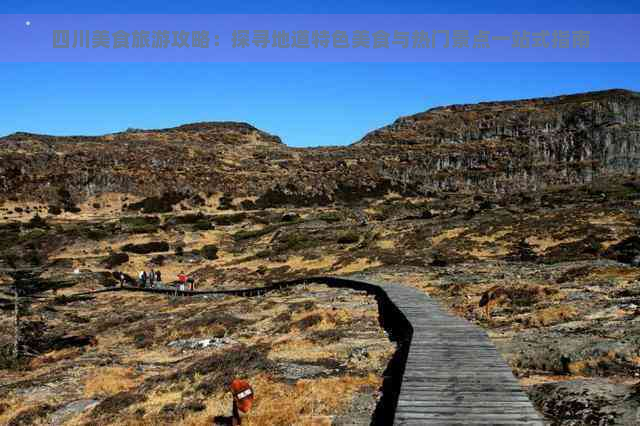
[1,89,639,209]
[356,89,640,193]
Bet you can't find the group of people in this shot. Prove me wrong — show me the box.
[138,269,162,288]
[135,269,196,291]
[114,269,197,292]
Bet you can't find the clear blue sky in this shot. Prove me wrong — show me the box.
[1,0,639,146]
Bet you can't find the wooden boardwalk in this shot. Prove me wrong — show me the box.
[102,275,545,424]
[378,282,545,425]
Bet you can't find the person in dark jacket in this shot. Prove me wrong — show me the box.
[148,269,155,288]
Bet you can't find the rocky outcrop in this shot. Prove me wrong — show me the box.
[528,380,640,425]
[356,89,640,193]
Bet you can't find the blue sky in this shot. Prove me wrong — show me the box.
[3,0,640,14]
[1,0,639,146]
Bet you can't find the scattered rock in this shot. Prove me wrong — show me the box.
[168,337,236,350]
[49,399,98,425]
[277,362,337,381]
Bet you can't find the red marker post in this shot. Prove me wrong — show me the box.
[230,379,254,425]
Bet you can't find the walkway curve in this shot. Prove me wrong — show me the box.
[112,276,545,425]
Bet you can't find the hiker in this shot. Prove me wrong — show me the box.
[230,379,254,425]
[148,269,155,288]
[140,271,147,288]
[178,271,188,292]
[115,271,125,287]
[187,277,195,291]
[155,270,162,286]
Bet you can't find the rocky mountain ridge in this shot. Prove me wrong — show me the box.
[1,89,639,211]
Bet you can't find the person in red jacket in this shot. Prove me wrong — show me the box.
[177,271,188,291]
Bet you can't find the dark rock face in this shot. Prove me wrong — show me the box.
[357,89,640,194]
[1,90,639,207]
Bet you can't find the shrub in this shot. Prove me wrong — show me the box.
[193,219,214,231]
[187,344,274,394]
[278,232,315,251]
[26,215,48,229]
[240,199,257,210]
[218,194,234,210]
[83,227,111,241]
[90,392,146,419]
[317,212,342,223]
[121,241,169,254]
[47,205,62,215]
[101,252,129,269]
[119,216,160,234]
[0,345,26,371]
[281,212,300,222]
[200,244,219,260]
[126,192,186,214]
[337,231,360,245]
